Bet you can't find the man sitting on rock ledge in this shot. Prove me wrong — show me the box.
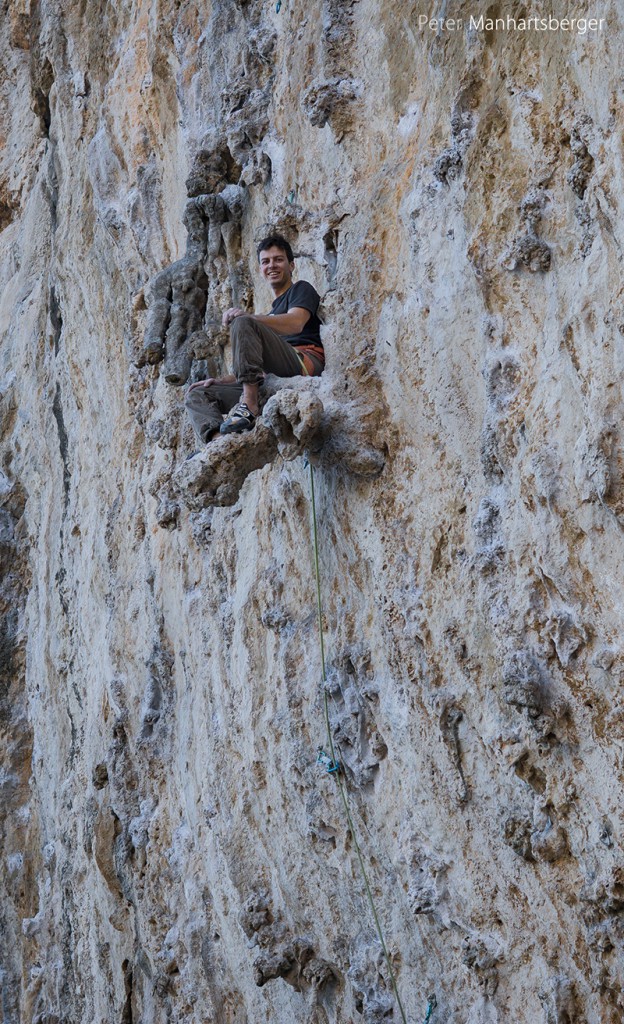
[185,233,324,442]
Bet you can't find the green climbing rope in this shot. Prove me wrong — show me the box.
[308,460,409,1024]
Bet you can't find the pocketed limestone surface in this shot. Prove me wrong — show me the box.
[1,2,624,1022]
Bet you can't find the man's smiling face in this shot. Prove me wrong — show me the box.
[259,246,294,293]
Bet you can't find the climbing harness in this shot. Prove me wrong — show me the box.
[296,352,310,376]
[308,459,410,1024]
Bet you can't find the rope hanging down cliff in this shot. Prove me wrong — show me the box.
[307,459,411,1024]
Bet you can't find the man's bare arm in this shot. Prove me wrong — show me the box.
[253,307,311,335]
[222,306,311,334]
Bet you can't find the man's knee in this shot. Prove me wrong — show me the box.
[230,314,255,339]
[184,385,214,410]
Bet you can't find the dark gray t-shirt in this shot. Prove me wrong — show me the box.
[270,281,323,350]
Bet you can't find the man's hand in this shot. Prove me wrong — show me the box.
[187,377,216,393]
[187,375,236,393]
[222,307,247,327]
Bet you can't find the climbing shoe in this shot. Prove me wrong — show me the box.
[219,402,256,435]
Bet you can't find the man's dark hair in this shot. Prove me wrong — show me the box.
[256,233,294,263]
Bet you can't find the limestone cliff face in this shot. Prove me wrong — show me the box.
[1,1,624,1021]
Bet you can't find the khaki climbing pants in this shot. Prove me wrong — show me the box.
[184,315,323,444]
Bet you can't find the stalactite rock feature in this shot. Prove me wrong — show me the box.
[142,183,248,384]
[174,426,280,509]
[175,382,386,509]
